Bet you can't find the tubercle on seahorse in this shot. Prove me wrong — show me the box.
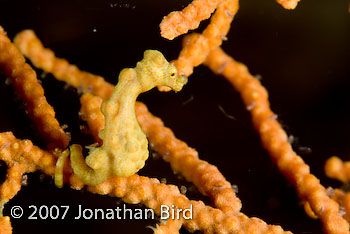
[67,50,187,186]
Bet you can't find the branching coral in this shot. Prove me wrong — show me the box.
[204,46,350,234]
[171,0,239,77]
[0,27,68,149]
[329,189,350,224]
[2,0,345,234]
[7,28,293,234]
[325,156,350,183]
[160,0,223,40]
[0,132,56,204]
[13,30,114,100]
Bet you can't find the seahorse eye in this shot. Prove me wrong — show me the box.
[171,73,175,77]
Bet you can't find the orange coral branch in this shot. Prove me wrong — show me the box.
[329,189,350,223]
[13,30,114,100]
[325,156,350,183]
[202,0,236,48]
[0,132,56,203]
[204,47,350,234]
[0,163,27,203]
[276,0,301,10]
[0,216,12,234]
[173,0,239,77]
[87,175,292,234]
[160,0,223,40]
[304,187,350,222]
[135,101,242,215]
[79,93,104,145]
[151,219,183,234]
[0,27,68,149]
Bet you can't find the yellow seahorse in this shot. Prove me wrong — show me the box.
[67,50,187,186]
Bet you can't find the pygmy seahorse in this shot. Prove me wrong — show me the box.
[69,50,187,186]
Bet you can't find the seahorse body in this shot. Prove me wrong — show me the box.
[70,50,187,186]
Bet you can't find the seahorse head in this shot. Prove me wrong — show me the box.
[135,50,187,92]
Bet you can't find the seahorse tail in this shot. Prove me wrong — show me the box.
[70,144,109,186]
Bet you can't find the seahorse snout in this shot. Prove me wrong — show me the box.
[167,74,187,92]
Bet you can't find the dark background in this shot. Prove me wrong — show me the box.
[0,0,349,233]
